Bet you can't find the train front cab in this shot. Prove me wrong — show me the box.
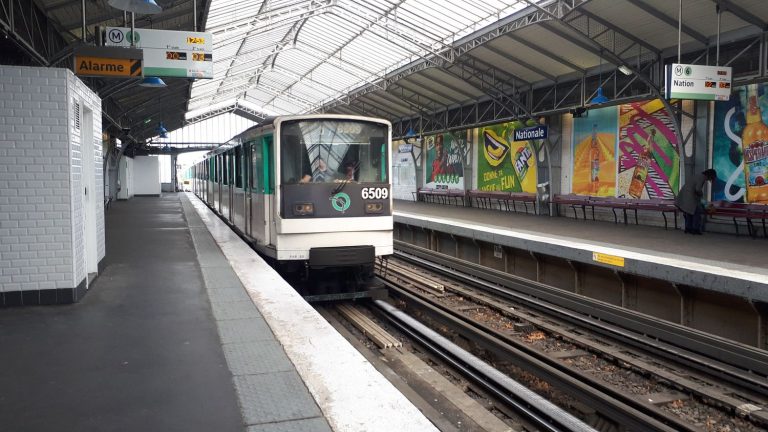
[272,116,393,295]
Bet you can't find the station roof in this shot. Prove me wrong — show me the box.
[187,0,766,130]
[12,0,768,145]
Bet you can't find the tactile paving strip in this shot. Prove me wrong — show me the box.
[209,293,262,320]
[234,372,323,425]
[216,318,274,344]
[201,267,244,290]
[247,417,332,432]
[207,286,252,303]
[223,340,294,376]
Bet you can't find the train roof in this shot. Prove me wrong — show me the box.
[206,114,391,156]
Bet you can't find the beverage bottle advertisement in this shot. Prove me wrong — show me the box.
[712,83,768,203]
[571,106,617,197]
[476,120,538,193]
[617,100,680,199]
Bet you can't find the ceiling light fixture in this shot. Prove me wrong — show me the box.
[618,65,633,76]
[139,76,167,88]
[107,0,162,14]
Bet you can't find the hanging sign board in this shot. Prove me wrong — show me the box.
[75,56,141,77]
[513,125,548,141]
[105,27,213,79]
[664,63,732,101]
[73,46,143,78]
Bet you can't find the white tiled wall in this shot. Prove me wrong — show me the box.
[0,65,103,296]
[69,73,104,287]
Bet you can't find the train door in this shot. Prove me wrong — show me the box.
[244,143,252,238]
[250,135,273,245]
[228,149,235,222]
[217,154,222,213]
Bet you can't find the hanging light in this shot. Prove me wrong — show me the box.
[107,0,162,14]
[590,51,610,105]
[139,76,167,88]
[591,87,609,104]
[157,122,168,139]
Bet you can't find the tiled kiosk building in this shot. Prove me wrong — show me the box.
[0,65,105,305]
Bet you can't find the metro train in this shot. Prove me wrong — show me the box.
[191,114,393,300]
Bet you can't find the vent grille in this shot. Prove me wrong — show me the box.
[74,101,80,130]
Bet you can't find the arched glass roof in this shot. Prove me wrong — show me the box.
[189,0,529,115]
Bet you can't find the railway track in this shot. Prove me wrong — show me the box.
[371,243,768,431]
[329,300,596,432]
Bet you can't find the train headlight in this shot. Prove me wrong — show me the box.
[365,202,384,214]
[293,202,314,216]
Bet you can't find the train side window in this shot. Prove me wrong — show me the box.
[263,135,274,194]
[228,150,235,186]
[251,141,262,192]
[235,146,243,188]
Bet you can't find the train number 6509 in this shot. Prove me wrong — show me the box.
[361,187,389,200]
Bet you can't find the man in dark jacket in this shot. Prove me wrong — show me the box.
[675,169,717,234]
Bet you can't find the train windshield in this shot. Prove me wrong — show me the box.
[280,119,388,185]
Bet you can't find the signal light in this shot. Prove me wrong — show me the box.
[365,202,384,214]
[293,202,314,216]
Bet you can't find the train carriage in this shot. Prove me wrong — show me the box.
[193,114,393,299]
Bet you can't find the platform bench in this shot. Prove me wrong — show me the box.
[552,194,591,219]
[552,195,678,229]
[413,188,466,206]
[468,190,536,214]
[709,201,768,238]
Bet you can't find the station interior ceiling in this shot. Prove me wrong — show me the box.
[3,0,767,153]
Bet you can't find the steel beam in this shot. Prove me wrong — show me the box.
[623,0,708,44]
[711,0,768,30]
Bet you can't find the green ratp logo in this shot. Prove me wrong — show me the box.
[330,192,351,212]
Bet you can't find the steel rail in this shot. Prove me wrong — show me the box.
[393,241,768,397]
[373,299,597,432]
[379,279,683,432]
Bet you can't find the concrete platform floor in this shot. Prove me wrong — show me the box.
[395,200,767,274]
[0,195,244,431]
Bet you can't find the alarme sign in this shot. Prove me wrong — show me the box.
[664,63,732,101]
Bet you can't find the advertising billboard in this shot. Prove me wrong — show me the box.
[476,120,538,193]
[617,100,680,199]
[713,83,768,203]
[424,130,471,190]
[571,106,617,197]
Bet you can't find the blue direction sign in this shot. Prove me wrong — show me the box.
[513,125,548,141]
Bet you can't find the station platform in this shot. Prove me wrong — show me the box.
[393,200,768,303]
[0,194,437,432]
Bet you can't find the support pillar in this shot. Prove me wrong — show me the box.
[171,153,178,192]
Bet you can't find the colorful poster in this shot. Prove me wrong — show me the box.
[476,120,538,193]
[713,83,768,203]
[571,106,617,196]
[424,130,470,190]
[391,138,420,200]
[617,100,680,199]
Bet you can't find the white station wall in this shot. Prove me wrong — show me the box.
[133,156,161,196]
[118,156,134,200]
[0,65,104,303]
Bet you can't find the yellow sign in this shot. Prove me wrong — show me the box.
[186,36,205,44]
[592,252,625,267]
[75,56,141,77]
